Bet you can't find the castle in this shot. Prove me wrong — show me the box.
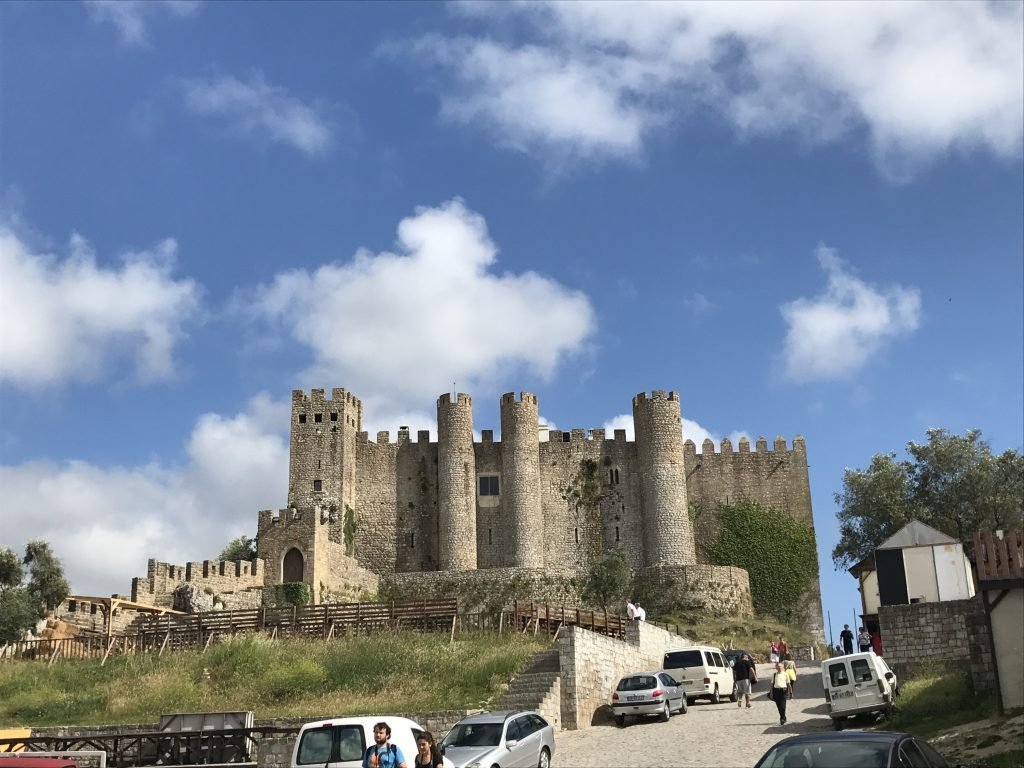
[131,387,824,638]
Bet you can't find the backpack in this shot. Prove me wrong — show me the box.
[365,743,398,768]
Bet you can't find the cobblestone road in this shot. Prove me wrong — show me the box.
[554,663,833,767]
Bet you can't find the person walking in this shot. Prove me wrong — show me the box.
[413,732,443,768]
[783,656,798,699]
[363,722,408,768]
[839,624,854,655]
[777,635,789,659]
[770,662,790,725]
[858,626,872,653]
[769,641,780,665]
[733,652,755,709]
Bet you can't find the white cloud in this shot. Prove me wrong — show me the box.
[0,393,289,596]
[182,73,333,155]
[247,199,596,424]
[602,413,747,451]
[0,228,200,388]
[412,2,1023,172]
[683,292,716,315]
[85,0,199,46]
[780,245,921,381]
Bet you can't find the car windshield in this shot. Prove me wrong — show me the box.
[617,675,657,691]
[757,740,891,768]
[664,650,702,669]
[442,723,502,748]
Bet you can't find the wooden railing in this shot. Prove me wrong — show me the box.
[1,597,659,664]
[973,530,1024,584]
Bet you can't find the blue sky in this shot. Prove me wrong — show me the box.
[1,1,1021,643]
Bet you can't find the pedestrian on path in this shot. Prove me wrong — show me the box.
[770,662,789,725]
[840,624,854,655]
[413,731,443,768]
[858,626,872,653]
[733,652,755,709]
[783,657,797,699]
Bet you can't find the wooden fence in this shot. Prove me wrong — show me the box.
[0,597,655,665]
[973,530,1024,584]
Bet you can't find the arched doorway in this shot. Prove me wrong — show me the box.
[282,547,304,583]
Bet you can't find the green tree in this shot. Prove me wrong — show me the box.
[704,501,819,623]
[833,428,1024,569]
[218,535,258,561]
[583,547,632,609]
[0,540,70,644]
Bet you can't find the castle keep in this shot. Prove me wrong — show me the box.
[132,387,824,638]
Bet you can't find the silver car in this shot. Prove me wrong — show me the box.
[611,671,688,726]
[441,710,555,768]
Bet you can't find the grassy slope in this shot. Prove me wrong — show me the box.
[0,633,552,727]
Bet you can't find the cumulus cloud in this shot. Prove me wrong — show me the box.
[85,0,199,46]
[411,2,1023,172]
[0,228,200,388]
[683,292,716,315]
[247,199,596,423]
[182,72,333,155]
[602,413,747,451]
[780,245,921,381]
[0,393,289,596]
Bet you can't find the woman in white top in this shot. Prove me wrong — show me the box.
[770,662,790,725]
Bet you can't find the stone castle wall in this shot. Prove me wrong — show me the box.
[131,558,265,608]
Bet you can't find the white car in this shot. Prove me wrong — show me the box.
[441,710,555,768]
[822,652,900,729]
[291,715,454,768]
[663,646,734,704]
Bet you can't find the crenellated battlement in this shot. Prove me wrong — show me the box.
[438,392,472,406]
[632,390,679,407]
[291,388,363,431]
[682,435,807,456]
[501,391,537,405]
[544,427,613,443]
[131,557,265,608]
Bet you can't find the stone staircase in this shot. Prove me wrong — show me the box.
[498,649,562,729]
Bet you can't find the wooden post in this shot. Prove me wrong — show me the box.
[158,630,171,657]
[449,615,457,644]
[203,631,216,653]
[100,637,117,666]
[47,642,61,666]
[270,626,278,641]
[498,611,504,635]
[326,621,335,641]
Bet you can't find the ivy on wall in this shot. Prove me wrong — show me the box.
[343,505,357,556]
[702,501,818,623]
[274,582,310,607]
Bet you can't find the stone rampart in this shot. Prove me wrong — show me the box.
[639,564,753,618]
[130,558,265,608]
[879,597,995,697]
[386,567,582,611]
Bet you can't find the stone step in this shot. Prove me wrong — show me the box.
[516,649,560,675]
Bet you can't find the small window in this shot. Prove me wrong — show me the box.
[298,414,307,424]
[609,468,620,484]
[313,480,322,492]
[574,527,579,544]
[488,528,492,545]
[330,412,338,421]
[851,659,873,683]
[828,663,849,687]
[317,460,321,469]
[90,603,98,615]
[562,432,571,442]
[410,532,416,549]
[479,476,500,495]
[68,600,77,612]
[314,413,322,423]
[615,526,620,542]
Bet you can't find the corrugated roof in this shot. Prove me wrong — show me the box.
[877,519,958,549]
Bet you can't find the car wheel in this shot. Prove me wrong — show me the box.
[710,685,720,704]
[832,717,843,731]
[660,702,671,722]
[729,683,737,703]
[680,696,688,714]
[615,714,625,727]
[538,747,551,768]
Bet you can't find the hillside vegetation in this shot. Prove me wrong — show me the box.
[0,632,551,727]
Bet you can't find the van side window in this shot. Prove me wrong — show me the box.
[714,652,726,667]
[828,663,849,687]
[704,651,715,666]
[851,659,873,683]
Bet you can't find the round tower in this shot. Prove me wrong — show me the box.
[500,392,544,568]
[632,390,696,566]
[437,392,478,570]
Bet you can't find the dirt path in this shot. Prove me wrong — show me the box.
[554,662,833,767]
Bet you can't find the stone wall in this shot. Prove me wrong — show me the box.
[879,597,996,697]
[639,564,753,618]
[386,567,583,611]
[56,599,139,634]
[131,559,265,608]
[558,622,693,730]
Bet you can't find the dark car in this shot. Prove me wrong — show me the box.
[723,648,750,666]
[0,759,79,767]
[753,731,949,768]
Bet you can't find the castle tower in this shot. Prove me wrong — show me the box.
[437,393,477,570]
[500,392,544,568]
[632,390,696,566]
[288,388,361,516]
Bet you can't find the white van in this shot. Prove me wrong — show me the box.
[663,646,735,704]
[822,652,899,729]
[291,715,454,768]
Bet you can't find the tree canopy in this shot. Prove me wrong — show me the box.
[218,535,258,561]
[833,428,1024,570]
[583,547,631,609]
[0,539,70,644]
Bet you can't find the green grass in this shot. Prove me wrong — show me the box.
[888,666,997,739]
[0,632,552,727]
[976,750,1024,768]
[651,615,815,660]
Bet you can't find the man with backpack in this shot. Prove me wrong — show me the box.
[364,722,408,768]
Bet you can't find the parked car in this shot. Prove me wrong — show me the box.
[441,710,555,768]
[291,715,454,768]
[821,651,899,729]
[752,731,949,767]
[0,760,79,767]
[611,671,687,726]
[663,645,734,704]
